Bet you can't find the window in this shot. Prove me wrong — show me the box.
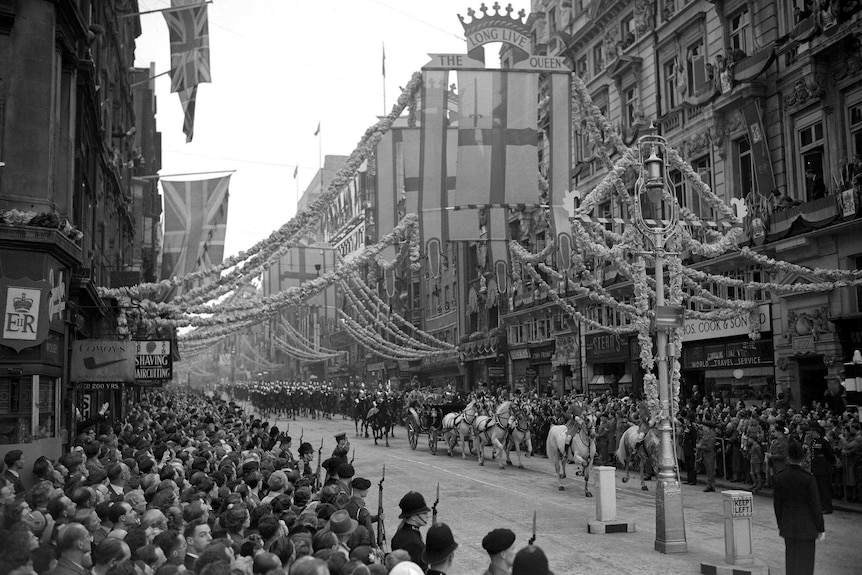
[691,156,711,218]
[623,85,639,130]
[686,40,706,95]
[848,100,862,159]
[729,9,750,54]
[621,13,635,48]
[36,377,57,439]
[0,376,33,444]
[577,55,589,81]
[548,7,557,34]
[737,137,755,199]
[663,59,678,113]
[670,169,685,206]
[797,118,826,201]
[593,43,604,75]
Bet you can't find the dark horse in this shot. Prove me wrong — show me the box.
[366,400,393,447]
[353,394,371,438]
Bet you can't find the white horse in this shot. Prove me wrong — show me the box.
[546,412,597,496]
[503,403,533,469]
[442,400,479,458]
[615,424,659,491]
[472,401,523,469]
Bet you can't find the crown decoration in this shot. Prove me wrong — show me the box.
[458,3,530,37]
[13,292,33,313]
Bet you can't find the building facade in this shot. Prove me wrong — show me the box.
[0,0,159,486]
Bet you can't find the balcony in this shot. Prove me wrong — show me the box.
[766,194,856,243]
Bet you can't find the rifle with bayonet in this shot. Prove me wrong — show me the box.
[528,510,536,545]
[432,482,439,524]
[376,465,387,552]
[314,437,323,492]
[350,448,355,465]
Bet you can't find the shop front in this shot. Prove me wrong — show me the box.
[509,347,531,393]
[584,332,632,396]
[551,333,581,395]
[0,237,76,487]
[530,344,555,397]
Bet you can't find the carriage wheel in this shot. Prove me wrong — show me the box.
[430,429,438,455]
[408,424,418,450]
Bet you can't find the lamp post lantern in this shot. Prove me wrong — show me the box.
[633,128,688,553]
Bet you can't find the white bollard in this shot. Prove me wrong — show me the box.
[595,466,617,521]
[699,490,768,574]
[588,466,636,534]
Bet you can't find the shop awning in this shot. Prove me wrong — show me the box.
[590,375,617,385]
[704,366,774,379]
[618,373,632,384]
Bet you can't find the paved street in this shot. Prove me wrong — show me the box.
[239,404,860,574]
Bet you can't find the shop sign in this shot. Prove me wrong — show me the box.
[682,339,773,369]
[683,304,771,342]
[489,367,505,378]
[0,276,52,352]
[510,348,531,360]
[135,340,173,380]
[367,362,385,371]
[531,346,555,362]
[585,332,628,362]
[78,382,122,391]
[71,340,136,383]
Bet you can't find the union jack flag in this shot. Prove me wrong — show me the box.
[163,0,211,93]
[160,176,230,300]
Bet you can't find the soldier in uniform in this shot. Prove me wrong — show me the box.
[335,463,354,509]
[297,442,315,486]
[333,432,350,465]
[344,477,381,550]
[391,491,431,572]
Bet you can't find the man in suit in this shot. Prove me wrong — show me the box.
[51,522,92,575]
[3,449,26,496]
[773,439,825,575]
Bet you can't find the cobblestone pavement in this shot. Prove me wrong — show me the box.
[242,404,860,575]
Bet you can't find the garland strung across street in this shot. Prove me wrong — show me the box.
[100,66,862,400]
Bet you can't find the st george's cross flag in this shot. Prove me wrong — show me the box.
[162,0,212,94]
[160,176,230,300]
[447,70,539,242]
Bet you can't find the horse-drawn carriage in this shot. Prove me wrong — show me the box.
[405,402,467,455]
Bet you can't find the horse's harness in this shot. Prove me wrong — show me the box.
[565,415,595,459]
[453,402,478,428]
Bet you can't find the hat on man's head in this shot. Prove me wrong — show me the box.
[512,545,553,575]
[328,509,358,536]
[321,457,340,473]
[349,545,375,565]
[398,491,430,518]
[334,432,347,442]
[298,442,314,455]
[482,528,516,555]
[351,477,371,491]
[421,522,458,564]
[337,462,355,479]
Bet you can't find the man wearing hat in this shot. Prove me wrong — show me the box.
[806,421,836,514]
[333,432,350,465]
[321,457,341,487]
[344,477,381,550]
[422,522,458,575]
[481,528,516,575]
[328,509,358,559]
[335,462,355,508]
[392,491,431,571]
[297,442,315,485]
[697,418,717,492]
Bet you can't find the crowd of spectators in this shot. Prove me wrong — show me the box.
[0,390,557,575]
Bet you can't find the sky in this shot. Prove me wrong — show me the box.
[134,0,494,259]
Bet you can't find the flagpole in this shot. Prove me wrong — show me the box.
[382,42,387,116]
[119,1,213,18]
[318,125,323,188]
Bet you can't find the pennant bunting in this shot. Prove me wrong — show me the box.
[160,176,231,299]
[163,0,211,94]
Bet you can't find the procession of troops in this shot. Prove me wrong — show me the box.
[0,377,853,575]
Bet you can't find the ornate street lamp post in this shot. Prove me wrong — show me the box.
[633,130,687,553]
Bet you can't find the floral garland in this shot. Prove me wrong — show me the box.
[0,208,84,241]
[276,321,341,358]
[99,72,424,305]
[272,334,341,362]
[337,309,457,360]
[737,246,862,280]
[346,273,455,349]
[683,266,862,296]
